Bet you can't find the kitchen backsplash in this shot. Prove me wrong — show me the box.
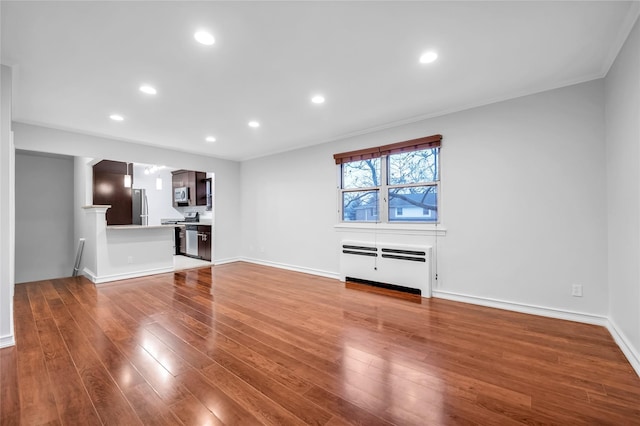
[175,205,212,223]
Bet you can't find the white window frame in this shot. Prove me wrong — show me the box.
[337,148,440,224]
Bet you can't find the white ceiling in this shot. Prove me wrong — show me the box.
[2,1,638,161]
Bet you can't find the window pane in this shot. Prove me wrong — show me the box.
[342,159,381,189]
[342,190,379,221]
[388,185,437,222]
[388,148,439,185]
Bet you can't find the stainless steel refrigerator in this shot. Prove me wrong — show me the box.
[132,188,149,225]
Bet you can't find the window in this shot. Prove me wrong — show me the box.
[340,158,381,221]
[334,134,441,223]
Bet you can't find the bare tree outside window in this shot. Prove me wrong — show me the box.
[339,147,440,223]
[342,158,380,188]
[342,159,380,221]
[388,148,438,222]
[388,149,438,185]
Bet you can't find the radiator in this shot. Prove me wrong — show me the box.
[340,240,432,297]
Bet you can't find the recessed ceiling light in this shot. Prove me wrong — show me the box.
[248,121,260,128]
[109,114,124,121]
[311,95,325,104]
[205,136,216,142]
[194,30,215,45]
[139,85,157,95]
[419,51,438,64]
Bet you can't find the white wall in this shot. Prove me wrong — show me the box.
[0,64,15,347]
[241,79,608,316]
[605,16,640,368]
[241,143,339,276]
[12,122,242,263]
[131,164,182,225]
[15,151,75,283]
[437,81,607,315]
[73,156,92,259]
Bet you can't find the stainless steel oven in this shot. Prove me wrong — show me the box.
[183,212,200,257]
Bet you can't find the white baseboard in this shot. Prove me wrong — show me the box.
[432,290,608,326]
[82,267,97,281]
[0,334,15,348]
[213,257,243,266]
[240,257,340,280]
[606,319,640,377]
[85,266,175,284]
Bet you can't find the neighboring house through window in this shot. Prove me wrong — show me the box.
[334,134,441,223]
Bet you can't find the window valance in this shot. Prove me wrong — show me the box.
[333,134,442,164]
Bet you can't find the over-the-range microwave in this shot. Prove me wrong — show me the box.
[174,186,189,203]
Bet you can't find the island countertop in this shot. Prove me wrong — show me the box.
[106,224,180,230]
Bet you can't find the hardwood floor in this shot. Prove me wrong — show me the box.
[1,262,639,425]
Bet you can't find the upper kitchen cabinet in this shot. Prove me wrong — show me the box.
[172,170,207,207]
[93,160,132,225]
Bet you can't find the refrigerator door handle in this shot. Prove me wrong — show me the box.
[141,194,149,225]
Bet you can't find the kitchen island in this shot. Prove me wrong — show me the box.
[81,205,177,284]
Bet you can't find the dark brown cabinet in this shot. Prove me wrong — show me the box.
[172,170,207,207]
[197,225,211,261]
[178,227,186,255]
[93,160,132,225]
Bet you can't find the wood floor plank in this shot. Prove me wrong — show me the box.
[39,280,64,302]
[12,284,61,426]
[100,290,156,325]
[35,318,102,425]
[170,393,224,426]
[26,283,53,321]
[0,347,21,425]
[147,311,333,424]
[61,300,147,392]
[46,292,142,425]
[153,310,314,395]
[132,327,193,376]
[4,263,640,425]
[16,350,60,425]
[200,362,308,425]
[160,306,414,423]
[174,369,260,425]
[144,322,215,370]
[302,385,393,426]
[113,336,192,406]
[122,382,183,426]
[13,285,41,353]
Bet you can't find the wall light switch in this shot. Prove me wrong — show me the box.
[571,284,583,297]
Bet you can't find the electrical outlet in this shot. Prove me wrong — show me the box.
[127,256,133,264]
[571,284,583,297]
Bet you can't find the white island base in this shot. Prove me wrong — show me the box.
[82,205,175,284]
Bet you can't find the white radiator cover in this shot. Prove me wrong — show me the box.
[340,240,432,297]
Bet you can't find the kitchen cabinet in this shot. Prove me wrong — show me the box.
[172,170,207,207]
[197,225,211,261]
[178,227,186,255]
[93,160,132,225]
